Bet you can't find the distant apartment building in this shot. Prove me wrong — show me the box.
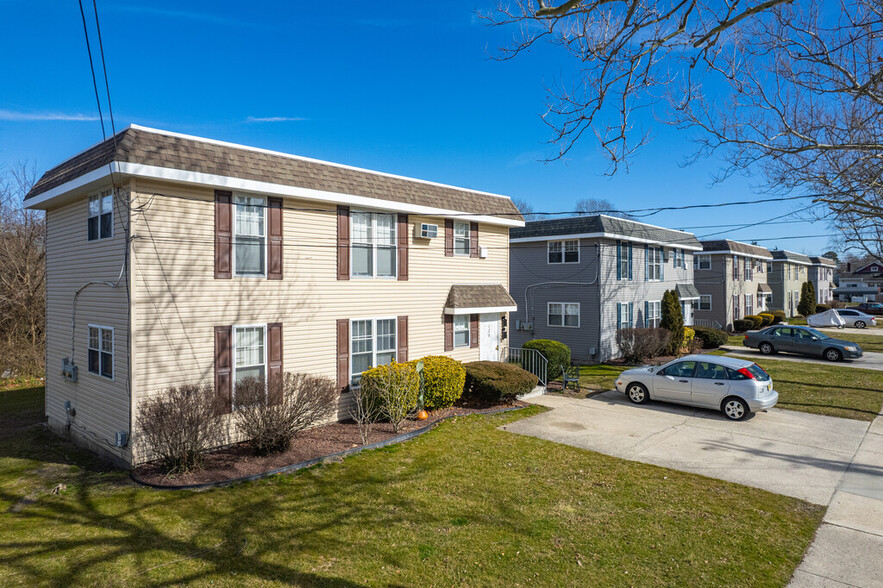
[692,240,773,330]
[769,250,812,316]
[808,256,837,304]
[509,215,700,363]
[834,261,883,302]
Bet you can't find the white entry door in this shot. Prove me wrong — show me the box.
[479,313,501,361]
[681,301,694,326]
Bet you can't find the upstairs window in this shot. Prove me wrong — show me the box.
[767,261,773,273]
[646,247,663,280]
[87,325,113,379]
[234,195,266,276]
[672,248,685,268]
[732,256,740,281]
[744,262,753,281]
[694,255,711,270]
[548,240,579,264]
[88,190,113,241]
[453,221,471,256]
[352,212,397,278]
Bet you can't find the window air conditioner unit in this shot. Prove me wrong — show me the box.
[416,223,438,239]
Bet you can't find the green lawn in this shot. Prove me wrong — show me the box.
[0,384,823,586]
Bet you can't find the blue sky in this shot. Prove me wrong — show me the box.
[0,0,834,254]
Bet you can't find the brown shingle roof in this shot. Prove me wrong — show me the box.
[26,126,523,220]
[700,239,772,258]
[444,285,517,310]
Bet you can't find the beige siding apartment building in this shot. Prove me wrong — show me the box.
[25,125,523,466]
[808,256,837,304]
[769,250,812,316]
[692,240,773,330]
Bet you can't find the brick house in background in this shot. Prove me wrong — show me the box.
[24,125,522,466]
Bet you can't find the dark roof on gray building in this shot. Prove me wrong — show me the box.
[700,239,772,258]
[770,250,812,264]
[25,126,523,219]
[444,285,517,311]
[809,256,837,266]
[509,215,700,249]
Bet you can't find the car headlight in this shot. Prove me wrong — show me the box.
[844,346,857,351]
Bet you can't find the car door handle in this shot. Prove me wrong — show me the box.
[678,379,689,383]
[714,382,725,386]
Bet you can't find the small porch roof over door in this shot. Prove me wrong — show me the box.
[444,284,517,315]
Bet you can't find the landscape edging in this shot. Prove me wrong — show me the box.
[130,405,525,491]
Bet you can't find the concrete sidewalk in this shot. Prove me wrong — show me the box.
[789,415,883,587]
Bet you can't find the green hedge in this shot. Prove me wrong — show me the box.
[733,319,754,332]
[463,361,537,403]
[758,312,775,327]
[412,355,465,410]
[771,310,786,325]
[692,326,729,349]
[744,314,764,329]
[523,339,571,380]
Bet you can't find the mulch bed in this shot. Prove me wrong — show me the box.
[134,399,526,487]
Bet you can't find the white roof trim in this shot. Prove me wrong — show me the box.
[701,250,773,261]
[510,232,702,251]
[444,305,517,315]
[129,124,514,202]
[26,162,525,227]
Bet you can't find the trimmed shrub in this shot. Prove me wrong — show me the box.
[360,362,420,433]
[744,314,764,329]
[798,281,817,317]
[660,290,685,355]
[522,339,571,380]
[682,327,696,351]
[463,361,537,403]
[235,373,338,455]
[816,304,831,313]
[616,328,670,364]
[411,355,465,410]
[137,383,223,474]
[771,310,786,324]
[758,312,775,327]
[733,318,753,332]
[692,326,729,349]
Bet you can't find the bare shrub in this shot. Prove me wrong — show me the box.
[616,328,670,364]
[349,384,380,445]
[137,383,222,474]
[235,373,338,455]
[360,362,419,433]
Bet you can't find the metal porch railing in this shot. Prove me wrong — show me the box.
[500,347,548,393]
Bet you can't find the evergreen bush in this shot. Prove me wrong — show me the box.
[463,361,537,403]
[660,290,685,355]
[692,326,729,348]
[798,281,817,317]
[523,339,571,379]
[411,355,465,410]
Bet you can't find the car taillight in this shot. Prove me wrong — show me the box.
[737,367,755,379]
[744,334,749,340]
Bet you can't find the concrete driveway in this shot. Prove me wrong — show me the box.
[721,346,883,371]
[504,392,871,505]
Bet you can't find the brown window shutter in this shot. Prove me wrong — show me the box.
[267,197,283,280]
[397,315,408,362]
[267,323,283,404]
[336,319,350,392]
[337,206,350,280]
[214,325,233,414]
[444,314,453,351]
[397,214,409,281]
[470,314,479,348]
[444,219,454,257]
[214,190,232,279]
[470,222,479,258]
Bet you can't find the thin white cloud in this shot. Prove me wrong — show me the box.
[245,116,308,123]
[0,109,99,122]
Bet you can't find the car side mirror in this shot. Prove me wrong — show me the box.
[811,336,818,341]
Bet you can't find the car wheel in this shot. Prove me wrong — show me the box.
[759,342,775,355]
[722,397,749,421]
[855,321,866,329]
[626,383,650,404]
[824,348,843,362]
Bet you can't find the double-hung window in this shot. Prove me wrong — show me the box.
[732,256,740,281]
[698,294,712,311]
[87,325,113,379]
[645,301,661,328]
[548,239,579,264]
[350,318,396,385]
[453,221,471,256]
[453,315,470,347]
[616,302,633,329]
[744,262,753,281]
[88,190,113,241]
[672,248,685,268]
[733,294,741,319]
[234,195,266,276]
[767,261,773,273]
[745,294,753,316]
[617,241,632,280]
[646,247,663,280]
[352,212,397,278]
[694,255,711,270]
[548,302,579,327]
[234,325,266,383]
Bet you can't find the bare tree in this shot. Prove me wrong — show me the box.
[574,197,633,218]
[0,162,44,377]
[488,0,883,259]
[511,197,542,221]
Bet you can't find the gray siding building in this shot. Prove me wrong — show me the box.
[769,250,812,316]
[509,215,700,363]
[692,240,773,330]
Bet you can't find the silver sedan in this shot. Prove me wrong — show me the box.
[615,354,778,421]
